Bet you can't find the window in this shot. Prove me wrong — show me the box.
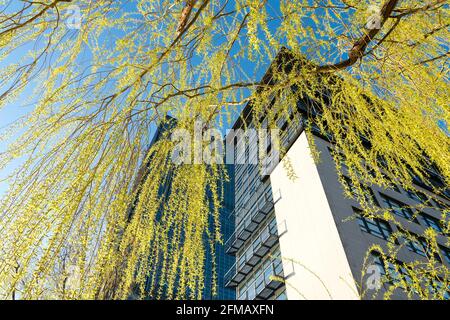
[405,236,428,257]
[356,210,393,241]
[368,171,401,192]
[380,194,418,223]
[370,253,412,287]
[327,147,349,170]
[385,178,401,193]
[420,212,444,233]
[255,273,265,295]
[427,279,450,300]
[371,254,386,276]
[343,176,378,205]
[406,190,428,203]
[440,246,450,264]
[403,233,442,262]
[275,291,287,300]
[434,199,449,211]
[236,248,283,300]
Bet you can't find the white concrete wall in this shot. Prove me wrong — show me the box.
[270,132,360,300]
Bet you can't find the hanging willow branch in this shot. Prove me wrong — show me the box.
[0,0,448,299]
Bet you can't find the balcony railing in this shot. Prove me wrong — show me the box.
[225,188,282,254]
[236,259,295,300]
[224,220,287,287]
[281,119,302,148]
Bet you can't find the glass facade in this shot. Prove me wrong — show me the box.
[236,248,284,300]
[203,164,236,300]
[136,120,235,300]
[224,89,305,300]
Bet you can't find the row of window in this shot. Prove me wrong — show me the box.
[328,137,450,201]
[355,209,450,264]
[233,108,304,214]
[237,248,283,300]
[233,110,302,181]
[235,165,262,210]
[236,216,278,272]
[344,176,448,235]
[235,182,272,227]
[371,253,450,299]
[381,193,448,234]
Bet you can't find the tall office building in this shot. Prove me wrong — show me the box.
[203,163,236,300]
[223,51,450,300]
[130,116,235,300]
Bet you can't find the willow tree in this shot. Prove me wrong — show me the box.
[0,0,448,299]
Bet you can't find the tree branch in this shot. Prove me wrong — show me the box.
[316,0,400,72]
[415,51,450,66]
[177,0,197,34]
[390,0,446,18]
[0,0,72,38]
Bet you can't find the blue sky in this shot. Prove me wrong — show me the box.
[0,1,284,197]
[1,1,446,198]
[0,46,36,196]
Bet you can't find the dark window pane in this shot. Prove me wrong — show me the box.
[380,194,418,223]
[355,209,392,241]
[440,246,450,264]
[406,190,428,203]
[420,213,443,233]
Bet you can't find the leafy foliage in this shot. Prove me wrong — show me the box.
[0,0,448,299]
